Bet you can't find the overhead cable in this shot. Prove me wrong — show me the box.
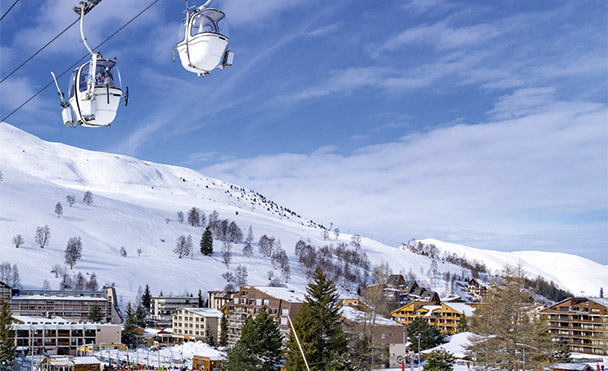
[1,0,158,123]
[0,0,20,22]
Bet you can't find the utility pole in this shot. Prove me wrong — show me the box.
[417,334,421,371]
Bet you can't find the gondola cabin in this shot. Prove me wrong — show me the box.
[176,7,234,76]
[66,56,124,127]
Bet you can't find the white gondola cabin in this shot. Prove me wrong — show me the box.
[51,0,127,127]
[175,3,234,77]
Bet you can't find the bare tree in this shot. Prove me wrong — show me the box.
[42,279,51,290]
[187,207,201,226]
[74,272,86,290]
[50,264,65,278]
[66,195,75,207]
[350,234,361,251]
[137,248,142,257]
[243,225,254,257]
[65,236,83,269]
[258,234,275,257]
[35,225,50,248]
[177,211,185,224]
[333,227,340,239]
[55,202,63,218]
[87,272,99,290]
[322,229,329,241]
[120,247,127,257]
[222,240,232,267]
[235,265,248,285]
[60,272,72,290]
[174,235,192,258]
[12,234,24,248]
[83,191,94,206]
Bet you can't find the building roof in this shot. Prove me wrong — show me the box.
[443,302,476,317]
[13,315,71,324]
[11,295,105,301]
[254,286,305,303]
[341,306,403,327]
[181,307,223,318]
[72,357,103,365]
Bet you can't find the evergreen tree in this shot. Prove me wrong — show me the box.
[468,264,553,369]
[198,289,204,307]
[121,303,137,346]
[219,315,228,347]
[205,328,215,347]
[141,285,151,314]
[423,349,455,371]
[200,227,213,256]
[89,304,103,323]
[224,310,283,371]
[456,314,468,333]
[285,267,355,371]
[135,304,147,328]
[0,301,16,369]
[408,317,444,353]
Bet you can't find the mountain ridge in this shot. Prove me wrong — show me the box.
[0,122,605,306]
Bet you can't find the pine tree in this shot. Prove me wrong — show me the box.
[200,227,213,256]
[219,315,228,347]
[456,314,469,333]
[135,304,147,328]
[141,285,151,314]
[224,310,283,371]
[285,267,355,371]
[205,328,216,347]
[423,349,455,371]
[408,317,444,353]
[121,303,137,346]
[198,289,204,307]
[0,300,16,369]
[89,304,103,323]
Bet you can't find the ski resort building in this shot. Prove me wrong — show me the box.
[207,290,235,311]
[8,287,123,324]
[225,286,305,345]
[13,315,121,356]
[391,301,475,334]
[540,297,608,356]
[172,307,223,343]
[149,296,198,327]
[0,280,12,301]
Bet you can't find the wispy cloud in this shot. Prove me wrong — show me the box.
[201,97,607,261]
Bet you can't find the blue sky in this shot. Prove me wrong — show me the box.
[1,0,607,264]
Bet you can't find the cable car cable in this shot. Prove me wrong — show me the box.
[0,0,158,123]
[0,0,20,22]
[0,19,80,85]
[0,0,102,85]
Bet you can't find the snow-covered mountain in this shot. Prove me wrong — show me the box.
[0,122,605,308]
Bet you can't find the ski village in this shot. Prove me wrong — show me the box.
[0,0,606,370]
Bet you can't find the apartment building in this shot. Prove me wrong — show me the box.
[172,307,223,342]
[13,315,121,356]
[149,296,198,326]
[391,301,475,334]
[540,297,608,356]
[225,286,304,345]
[0,280,11,302]
[207,291,235,311]
[9,287,122,324]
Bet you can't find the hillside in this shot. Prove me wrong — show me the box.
[0,122,605,308]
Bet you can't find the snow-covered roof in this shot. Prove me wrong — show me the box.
[13,315,70,324]
[589,297,608,307]
[421,305,441,316]
[340,306,403,327]
[255,287,305,303]
[12,295,105,301]
[181,307,223,318]
[72,357,102,365]
[443,302,476,316]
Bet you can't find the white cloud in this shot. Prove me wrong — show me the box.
[201,98,607,259]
